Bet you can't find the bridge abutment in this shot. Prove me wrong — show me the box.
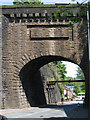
[0,5,89,109]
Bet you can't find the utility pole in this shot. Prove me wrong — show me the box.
[87,1,90,117]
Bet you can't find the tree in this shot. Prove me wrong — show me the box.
[76,67,85,80]
[64,77,74,86]
[73,67,85,95]
[73,82,81,95]
[48,62,66,97]
[76,67,85,93]
[13,0,43,5]
[54,61,67,79]
[81,82,85,92]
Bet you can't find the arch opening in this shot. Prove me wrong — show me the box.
[19,55,85,107]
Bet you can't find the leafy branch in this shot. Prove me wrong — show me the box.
[54,3,90,27]
[13,0,43,5]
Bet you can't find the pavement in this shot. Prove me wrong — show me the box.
[68,104,88,118]
[0,101,88,120]
[64,101,88,118]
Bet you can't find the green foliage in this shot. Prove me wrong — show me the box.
[72,94,76,98]
[64,67,85,95]
[81,82,85,92]
[13,0,22,4]
[70,16,81,22]
[73,82,81,95]
[13,0,43,5]
[75,67,85,93]
[48,61,67,80]
[60,66,85,96]
[76,67,85,80]
[54,9,73,19]
[63,67,85,95]
[63,77,74,86]
[54,61,67,79]
[48,62,66,97]
[78,92,85,96]
[67,23,73,27]
[57,83,64,97]
[49,62,85,96]
[54,3,90,26]
[48,63,57,79]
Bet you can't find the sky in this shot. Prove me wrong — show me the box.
[0,0,88,5]
[62,61,78,78]
[0,0,84,78]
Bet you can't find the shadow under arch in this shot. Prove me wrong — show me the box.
[19,55,83,107]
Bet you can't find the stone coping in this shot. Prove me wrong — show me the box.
[0,4,86,8]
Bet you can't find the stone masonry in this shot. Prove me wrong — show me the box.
[40,63,62,104]
[0,6,2,109]
[0,4,89,108]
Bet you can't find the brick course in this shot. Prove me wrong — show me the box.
[0,5,89,108]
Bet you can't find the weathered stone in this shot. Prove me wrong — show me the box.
[0,5,89,109]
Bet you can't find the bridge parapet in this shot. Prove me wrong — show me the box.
[1,4,82,24]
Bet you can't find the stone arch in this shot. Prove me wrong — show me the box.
[14,54,31,75]
[19,55,86,107]
[13,54,33,108]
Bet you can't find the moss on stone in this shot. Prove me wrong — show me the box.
[1,4,84,8]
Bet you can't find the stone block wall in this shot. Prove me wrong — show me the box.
[0,5,88,108]
[40,64,61,104]
[0,7,2,109]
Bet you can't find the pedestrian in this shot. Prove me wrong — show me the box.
[61,97,64,104]
[77,102,80,107]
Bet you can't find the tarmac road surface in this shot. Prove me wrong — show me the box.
[0,100,88,119]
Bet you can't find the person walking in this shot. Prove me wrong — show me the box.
[61,97,64,104]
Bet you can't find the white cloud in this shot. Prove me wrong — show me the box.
[62,61,78,78]
[0,0,13,3]
[0,0,13,5]
[1,0,13,2]
[41,0,87,4]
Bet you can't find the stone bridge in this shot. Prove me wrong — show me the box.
[0,4,89,109]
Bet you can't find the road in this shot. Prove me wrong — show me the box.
[0,100,84,119]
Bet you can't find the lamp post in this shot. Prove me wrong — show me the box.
[87,1,90,117]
